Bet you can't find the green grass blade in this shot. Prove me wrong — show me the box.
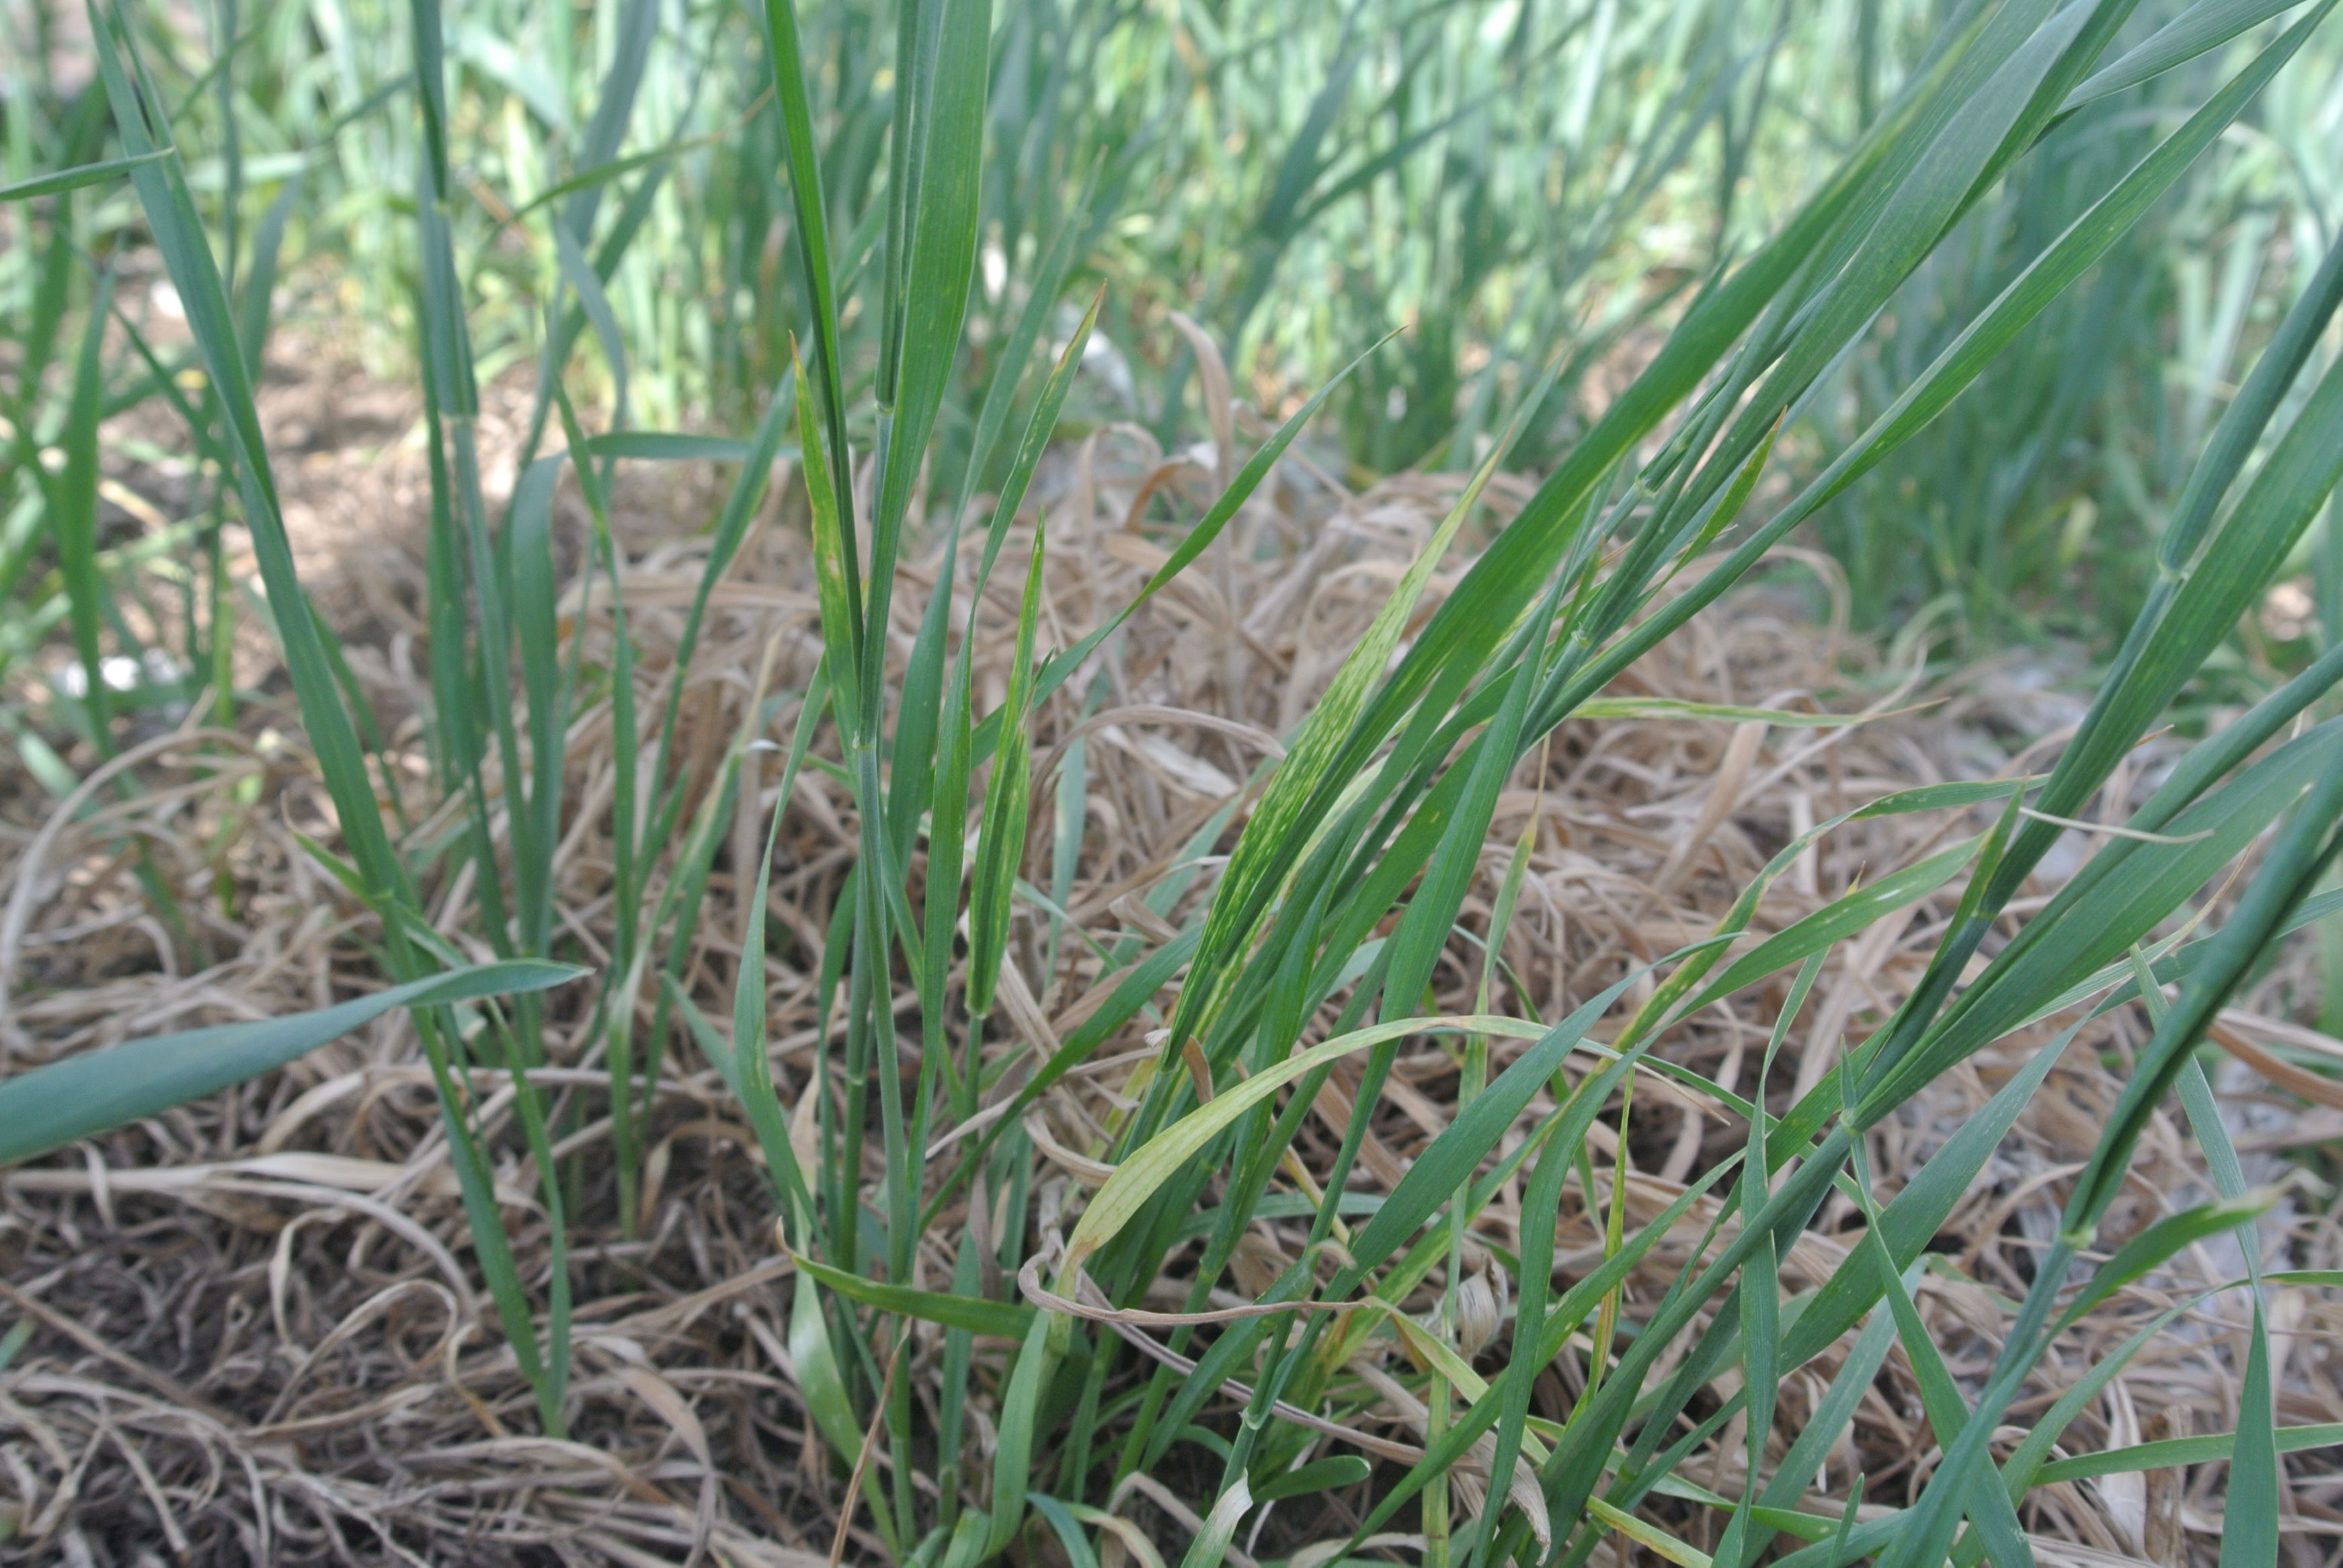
[0,960,582,1165]
[896,286,1104,878]
[2033,1423,2343,1485]
[1712,952,1824,1568]
[792,1252,1032,1339]
[233,172,298,376]
[56,267,116,755]
[558,0,660,241]
[504,454,567,962]
[1349,1157,1748,1547]
[1671,839,1979,1021]
[865,0,990,675]
[731,665,832,1241]
[85,1,403,899]
[794,341,863,736]
[0,149,169,201]
[1978,192,2343,911]
[756,0,857,625]
[642,378,797,835]
[1029,1495,1101,1568]
[966,528,1046,1021]
[1257,1456,1371,1505]
[1170,361,1554,1054]
[1468,1073,1575,1567]
[549,220,631,434]
[1844,1139,2034,1568]
[1859,721,2343,1122]
[2063,0,2309,110]
[2178,1061,2282,1568]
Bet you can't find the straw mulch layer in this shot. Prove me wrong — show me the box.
[1,354,2336,1566]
